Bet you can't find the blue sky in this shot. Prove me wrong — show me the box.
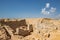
[0,0,60,18]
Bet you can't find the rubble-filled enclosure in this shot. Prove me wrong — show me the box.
[0,18,60,40]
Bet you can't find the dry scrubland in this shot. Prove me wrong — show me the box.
[0,18,60,40]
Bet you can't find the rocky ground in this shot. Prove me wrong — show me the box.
[0,18,60,40]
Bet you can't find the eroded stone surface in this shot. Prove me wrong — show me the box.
[0,18,60,40]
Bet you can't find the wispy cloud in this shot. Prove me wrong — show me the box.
[41,3,56,15]
[49,7,56,13]
[46,3,50,8]
[41,8,50,15]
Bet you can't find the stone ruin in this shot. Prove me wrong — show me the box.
[0,19,33,40]
[0,18,60,40]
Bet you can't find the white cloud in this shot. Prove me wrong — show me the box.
[49,7,56,13]
[41,8,50,15]
[41,3,56,15]
[46,3,50,8]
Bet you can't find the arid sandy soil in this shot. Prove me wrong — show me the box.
[0,18,60,40]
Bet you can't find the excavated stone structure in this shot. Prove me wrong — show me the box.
[0,18,60,40]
